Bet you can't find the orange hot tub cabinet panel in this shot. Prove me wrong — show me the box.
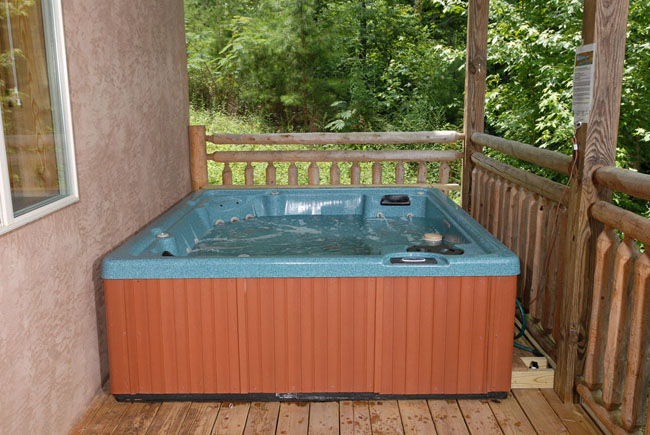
[105,275,516,396]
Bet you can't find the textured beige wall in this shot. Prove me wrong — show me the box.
[0,1,190,433]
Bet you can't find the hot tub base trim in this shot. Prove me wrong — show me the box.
[114,391,509,403]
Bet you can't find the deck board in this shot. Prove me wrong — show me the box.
[308,402,339,435]
[488,393,536,435]
[243,402,280,435]
[513,389,570,434]
[145,402,191,434]
[339,401,372,435]
[540,389,601,435]
[276,402,310,435]
[177,402,221,434]
[212,402,250,435]
[428,399,469,434]
[70,389,601,434]
[113,402,160,434]
[368,400,404,435]
[457,400,503,434]
[398,399,437,434]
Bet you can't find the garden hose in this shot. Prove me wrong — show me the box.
[514,298,543,356]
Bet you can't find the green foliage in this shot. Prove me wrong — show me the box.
[185,0,649,215]
[185,0,467,133]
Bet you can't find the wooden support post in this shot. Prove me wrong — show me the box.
[189,125,208,191]
[554,0,630,403]
[461,0,490,210]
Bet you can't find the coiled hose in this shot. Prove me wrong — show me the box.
[514,298,542,356]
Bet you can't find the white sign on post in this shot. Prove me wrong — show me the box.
[572,43,597,125]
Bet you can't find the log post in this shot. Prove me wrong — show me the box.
[554,0,630,403]
[461,0,490,210]
[189,125,208,191]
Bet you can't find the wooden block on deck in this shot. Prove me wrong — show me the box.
[512,356,554,389]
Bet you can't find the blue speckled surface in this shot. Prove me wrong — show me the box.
[102,187,520,279]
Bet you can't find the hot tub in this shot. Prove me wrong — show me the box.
[102,187,519,401]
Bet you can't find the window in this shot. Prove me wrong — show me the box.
[0,0,76,235]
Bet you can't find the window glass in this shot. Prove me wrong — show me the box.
[0,0,70,217]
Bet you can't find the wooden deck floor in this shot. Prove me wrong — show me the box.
[70,388,601,434]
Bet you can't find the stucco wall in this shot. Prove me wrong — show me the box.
[0,1,190,433]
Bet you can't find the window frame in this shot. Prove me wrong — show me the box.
[0,0,78,236]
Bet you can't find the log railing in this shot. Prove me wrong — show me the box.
[471,132,650,433]
[576,168,650,434]
[470,133,573,361]
[189,126,464,190]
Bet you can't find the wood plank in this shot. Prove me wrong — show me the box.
[488,393,536,435]
[81,395,131,434]
[276,402,310,435]
[511,369,555,389]
[602,238,640,409]
[540,389,602,435]
[398,400,437,435]
[461,0,490,210]
[620,253,650,430]
[243,402,279,435]
[583,227,618,389]
[368,400,404,435]
[513,389,569,434]
[69,390,109,434]
[428,400,469,434]
[308,402,339,435]
[112,402,160,435]
[145,402,191,434]
[212,402,250,435]
[555,0,630,402]
[208,131,463,145]
[457,400,503,434]
[177,402,220,434]
[340,401,372,435]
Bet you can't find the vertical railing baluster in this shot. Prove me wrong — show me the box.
[330,162,340,185]
[602,237,641,409]
[308,162,320,185]
[244,162,254,185]
[584,227,619,390]
[372,162,382,185]
[351,162,361,185]
[288,162,298,185]
[266,162,276,185]
[222,162,233,185]
[395,162,405,184]
[417,162,427,183]
[621,252,650,430]
[438,162,450,184]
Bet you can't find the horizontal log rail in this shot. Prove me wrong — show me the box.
[207,150,462,163]
[471,152,568,205]
[590,201,650,247]
[208,130,464,145]
[593,166,650,202]
[472,133,573,175]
